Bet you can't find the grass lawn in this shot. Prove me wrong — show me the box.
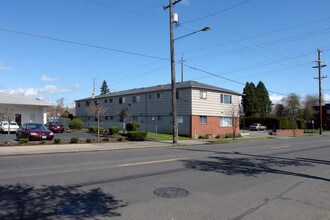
[146,132,191,141]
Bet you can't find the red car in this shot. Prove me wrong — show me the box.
[48,121,65,133]
[16,123,54,141]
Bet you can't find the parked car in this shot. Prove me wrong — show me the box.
[249,123,267,131]
[0,121,19,133]
[16,123,54,141]
[48,121,65,133]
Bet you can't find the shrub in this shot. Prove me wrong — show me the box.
[54,138,61,144]
[127,131,147,141]
[18,138,29,144]
[215,135,222,139]
[224,133,242,138]
[126,121,140,131]
[117,137,123,141]
[70,137,79,143]
[86,138,92,143]
[109,126,120,135]
[89,126,97,133]
[68,119,83,130]
[102,137,109,141]
[89,126,105,134]
[198,135,206,139]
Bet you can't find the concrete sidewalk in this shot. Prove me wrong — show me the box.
[0,140,207,156]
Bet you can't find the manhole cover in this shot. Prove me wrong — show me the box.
[154,187,189,198]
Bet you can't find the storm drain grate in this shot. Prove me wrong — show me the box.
[153,187,189,199]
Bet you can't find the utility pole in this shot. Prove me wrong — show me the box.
[313,49,327,135]
[92,77,96,98]
[164,0,182,144]
[180,53,185,82]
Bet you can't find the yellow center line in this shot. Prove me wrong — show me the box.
[271,145,291,150]
[116,158,187,167]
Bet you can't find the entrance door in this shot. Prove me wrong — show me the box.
[15,114,22,126]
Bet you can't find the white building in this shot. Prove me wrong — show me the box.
[0,93,52,125]
[75,81,242,138]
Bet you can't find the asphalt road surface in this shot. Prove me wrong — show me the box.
[0,136,329,219]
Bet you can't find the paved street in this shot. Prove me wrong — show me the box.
[0,135,329,219]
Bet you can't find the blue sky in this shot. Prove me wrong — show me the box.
[0,0,329,107]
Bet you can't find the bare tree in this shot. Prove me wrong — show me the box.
[283,93,301,136]
[117,108,130,134]
[85,102,107,142]
[1,105,16,143]
[230,104,241,139]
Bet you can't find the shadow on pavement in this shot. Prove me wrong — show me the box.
[0,184,127,219]
[182,151,330,182]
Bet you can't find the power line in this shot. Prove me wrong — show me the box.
[182,0,251,24]
[0,27,168,61]
[184,63,288,96]
[81,0,165,22]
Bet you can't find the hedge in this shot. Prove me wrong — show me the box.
[126,121,140,131]
[127,131,147,141]
[68,119,83,130]
[109,126,120,135]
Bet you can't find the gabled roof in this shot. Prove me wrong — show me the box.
[76,80,242,102]
[0,93,52,106]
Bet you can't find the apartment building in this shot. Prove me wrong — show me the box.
[75,81,242,138]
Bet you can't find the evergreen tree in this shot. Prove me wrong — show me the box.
[256,81,272,117]
[242,82,259,117]
[100,80,110,95]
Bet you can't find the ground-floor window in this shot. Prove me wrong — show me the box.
[221,117,232,126]
[200,116,207,124]
[177,115,183,124]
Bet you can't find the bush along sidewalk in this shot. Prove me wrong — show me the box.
[127,131,147,141]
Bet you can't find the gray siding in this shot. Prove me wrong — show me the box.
[191,89,240,116]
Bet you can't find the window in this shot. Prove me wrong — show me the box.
[158,116,162,121]
[157,93,162,98]
[119,97,125,104]
[133,95,140,102]
[109,98,113,103]
[94,100,98,105]
[177,115,183,124]
[200,91,207,99]
[200,116,207,124]
[176,91,180,99]
[221,94,232,104]
[105,116,108,120]
[104,99,108,103]
[221,117,232,126]
[77,102,81,107]
[30,114,35,122]
[110,116,113,120]
[133,116,141,123]
[149,94,153,99]
[86,101,90,106]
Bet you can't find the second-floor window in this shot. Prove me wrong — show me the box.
[200,91,207,99]
[119,97,125,104]
[221,94,232,104]
[133,95,140,102]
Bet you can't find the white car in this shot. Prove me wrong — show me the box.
[0,121,20,133]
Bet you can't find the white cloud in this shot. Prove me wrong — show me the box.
[41,75,57,82]
[270,94,285,104]
[180,0,190,6]
[324,94,330,103]
[5,84,80,98]
[0,62,13,71]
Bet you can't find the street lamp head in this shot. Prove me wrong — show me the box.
[201,26,211,32]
